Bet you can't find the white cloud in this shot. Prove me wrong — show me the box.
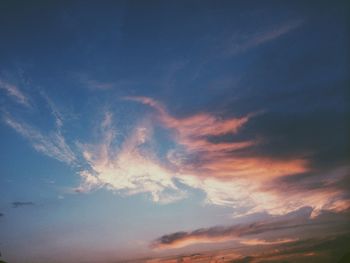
[227,19,303,56]
[4,115,76,165]
[77,112,186,203]
[72,99,350,217]
[0,79,31,107]
[40,91,64,129]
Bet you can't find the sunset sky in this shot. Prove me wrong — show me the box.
[0,1,349,263]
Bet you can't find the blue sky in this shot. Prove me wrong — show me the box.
[0,1,349,262]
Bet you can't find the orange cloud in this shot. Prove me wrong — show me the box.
[240,238,298,246]
[126,97,250,152]
[126,96,308,181]
[151,214,308,250]
[76,98,349,218]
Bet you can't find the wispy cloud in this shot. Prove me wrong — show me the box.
[3,114,76,165]
[4,92,348,217]
[12,201,35,208]
[226,19,303,56]
[125,96,254,153]
[0,79,31,107]
[76,111,186,203]
[69,97,350,217]
[126,97,306,179]
[77,73,115,90]
[122,97,349,217]
[84,79,114,90]
[239,238,298,246]
[40,91,64,129]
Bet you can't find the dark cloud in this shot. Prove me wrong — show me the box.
[146,232,350,263]
[203,3,350,177]
[151,208,308,249]
[11,201,34,208]
[230,233,350,263]
[151,207,350,250]
[0,213,4,217]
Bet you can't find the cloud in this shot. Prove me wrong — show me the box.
[151,212,310,249]
[77,111,186,203]
[12,201,34,208]
[0,212,4,217]
[235,233,350,263]
[126,97,306,179]
[146,233,350,262]
[0,79,31,107]
[124,97,349,216]
[5,92,347,217]
[226,19,303,56]
[40,91,64,129]
[52,96,345,218]
[239,238,298,246]
[84,79,114,90]
[77,73,115,90]
[3,114,76,165]
[151,207,350,250]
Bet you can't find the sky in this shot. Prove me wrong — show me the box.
[0,1,349,263]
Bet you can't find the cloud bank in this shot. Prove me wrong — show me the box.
[151,210,310,249]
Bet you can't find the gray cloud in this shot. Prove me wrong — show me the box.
[12,202,35,208]
[231,233,350,263]
[151,207,350,250]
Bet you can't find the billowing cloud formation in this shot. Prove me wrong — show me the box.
[77,112,186,203]
[126,96,254,155]
[3,94,349,216]
[77,98,314,210]
[122,97,349,216]
[126,97,307,179]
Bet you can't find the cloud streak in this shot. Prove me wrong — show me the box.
[226,19,303,56]
[126,97,307,180]
[0,79,31,107]
[12,201,35,208]
[3,114,76,165]
[151,211,311,249]
[239,238,297,246]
